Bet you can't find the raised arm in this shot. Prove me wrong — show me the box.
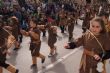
[20,29,29,36]
[64,35,84,49]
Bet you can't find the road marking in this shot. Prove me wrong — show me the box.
[38,48,80,73]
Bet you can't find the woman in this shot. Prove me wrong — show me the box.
[64,17,110,73]
[21,19,45,68]
[0,20,19,73]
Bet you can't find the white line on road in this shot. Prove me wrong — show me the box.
[38,48,81,73]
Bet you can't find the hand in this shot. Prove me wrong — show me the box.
[64,43,70,49]
[29,31,32,34]
[93,54,101,61]
[20,30,28,36]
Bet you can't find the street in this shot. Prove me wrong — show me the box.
[3,19,110,73]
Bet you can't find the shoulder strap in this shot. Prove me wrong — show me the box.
[88,30,105,60]
[87,30,105,53]
[87,30,106,61]
[3,28,12,35]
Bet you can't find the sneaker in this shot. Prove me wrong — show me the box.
[30,64,37,68]
[15,69,19,73]
[41,57,45,63]
[48,53,54,57]
[13,48,19,51]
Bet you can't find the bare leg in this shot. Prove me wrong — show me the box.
[50,48,55,55]
[14,41,20,50]
[48,46,57,57]
[39,53,45,63]
[31,56,37,68]
[39,53,45,59]
[32,56,37,65]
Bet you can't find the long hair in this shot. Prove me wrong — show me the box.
[90,17,107,34]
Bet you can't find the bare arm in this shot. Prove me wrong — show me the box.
[29,31,39,41]
[20,29,29,36]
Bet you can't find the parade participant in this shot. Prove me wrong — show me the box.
[47,23,57,57]
[21,19,45,68]
[82,7,94,33]
[99,12,109,25]
[0,20,19,73]
[106,21,110,35]
[99,12,110,35]
[82,8,91,33]
[39,13,47,37]
[9,16,20,51]
[59,10,67,33]
[67,12,75,42]
[64,18,110,73]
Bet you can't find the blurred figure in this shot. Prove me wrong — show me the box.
[21,19,45,68]
[0,20,19,73]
